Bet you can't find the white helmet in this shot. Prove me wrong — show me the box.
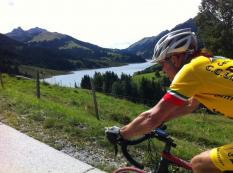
[151,28,198,63]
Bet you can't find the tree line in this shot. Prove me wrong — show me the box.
[196,0,233,58]
[80,71,170,106]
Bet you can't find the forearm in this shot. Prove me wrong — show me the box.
[120,98,199,140]
[120,110,162,139]
[120,99,175,139]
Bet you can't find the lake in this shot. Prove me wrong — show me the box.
[44,61,153,87]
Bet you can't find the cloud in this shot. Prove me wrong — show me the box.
[8,0,15,6]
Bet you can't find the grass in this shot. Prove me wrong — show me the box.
[29,32,64,42]
[59,41,92,51]
[18,65,69,78]
[132,71,167,84]
[0,73,233,172]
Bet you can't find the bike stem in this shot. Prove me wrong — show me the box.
[155,142,192,172]
[160,143,192,171]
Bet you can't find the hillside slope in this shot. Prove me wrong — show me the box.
[0,74,232,172]
[0,33,78,73]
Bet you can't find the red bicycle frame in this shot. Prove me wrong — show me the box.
[161,152,192,170]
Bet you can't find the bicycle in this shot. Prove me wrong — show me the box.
[106,124,193,173]
[106,125,233,173]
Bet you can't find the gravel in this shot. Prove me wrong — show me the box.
[59,141,126,169]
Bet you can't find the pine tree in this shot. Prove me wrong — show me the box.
[80,75,91,89]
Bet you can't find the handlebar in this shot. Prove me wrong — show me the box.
[118,124,176,169]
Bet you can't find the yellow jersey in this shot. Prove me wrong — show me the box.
[163,55,233,117]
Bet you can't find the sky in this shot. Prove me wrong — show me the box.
[0,0,202,49]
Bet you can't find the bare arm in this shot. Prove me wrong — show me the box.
[166,97,199,121]
[120,97,199,139]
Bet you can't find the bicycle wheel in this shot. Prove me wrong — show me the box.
[113,166,147,173]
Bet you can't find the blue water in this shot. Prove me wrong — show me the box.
[44,62,153,87]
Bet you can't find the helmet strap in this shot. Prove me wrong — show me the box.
[165,52,193,73]
[165,58,180,73]
[178,51,194,70]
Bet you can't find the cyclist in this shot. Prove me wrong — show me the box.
[106,28,233,173]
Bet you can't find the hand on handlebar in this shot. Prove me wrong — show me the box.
[105,124,169,146]
[105,126,123,145]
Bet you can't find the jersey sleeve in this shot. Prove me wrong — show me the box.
[163,62,202,106]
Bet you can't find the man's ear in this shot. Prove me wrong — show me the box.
[171,55,179,68]
[172,54,183,69]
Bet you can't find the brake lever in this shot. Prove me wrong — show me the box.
[114,144,118,156]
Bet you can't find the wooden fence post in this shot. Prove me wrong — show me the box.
[0,72,4,89]
[36,71,40,99]
[90,78,99,120]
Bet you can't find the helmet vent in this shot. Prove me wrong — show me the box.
[166,40,173,47]
[175,40,187,49]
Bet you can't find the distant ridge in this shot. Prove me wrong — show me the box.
[124,18,197,60]
[6,27,47,42]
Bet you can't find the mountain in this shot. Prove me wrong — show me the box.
[2,18,197,75]
[124,18,197,60]
[0,32,23,49]
[125,30,169,60]
[6,27,47,42]
[3,27,144,73]
[0,33,24,73]
[0,33,78,74]
[6,27,144,64]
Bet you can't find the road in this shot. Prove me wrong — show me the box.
[0,123,106,173]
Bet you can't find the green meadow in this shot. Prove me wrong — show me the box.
[0,74,232,172]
